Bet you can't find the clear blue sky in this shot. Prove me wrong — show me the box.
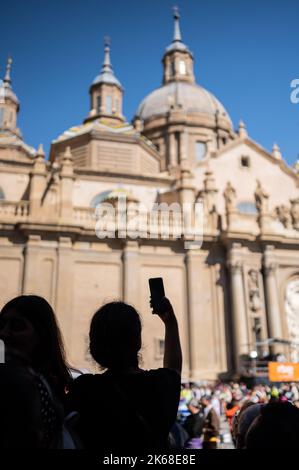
[1,0,298,164]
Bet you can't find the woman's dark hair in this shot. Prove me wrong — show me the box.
[89,301,142,370]
[0,295,71,397]
[246,401,299,448]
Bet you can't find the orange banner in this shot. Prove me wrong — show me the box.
[268,362,299,382]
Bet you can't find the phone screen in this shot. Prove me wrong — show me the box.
[149,278,165,314]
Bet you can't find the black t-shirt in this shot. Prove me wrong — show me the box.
[183,412,204,438]
[66,368,181,452]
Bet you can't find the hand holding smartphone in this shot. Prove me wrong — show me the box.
[149,277,165,315]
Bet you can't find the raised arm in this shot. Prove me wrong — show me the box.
[153,297,182,375]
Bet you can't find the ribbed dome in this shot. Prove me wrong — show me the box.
[136,81,232,128]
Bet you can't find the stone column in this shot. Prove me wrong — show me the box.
[168,132,177,167]
[22,235,41,293]
[55,237,74,348]
[122,241,140,306]
[179,130,188,163]
[59,147,74,222]
[185,250,203,380]
[29,145,47,219]
[263,262,283,353]
[228,260,249,372]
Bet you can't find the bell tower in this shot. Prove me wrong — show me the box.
[85,38,125,125]
[0,58,20,135]
[162,7,195,85]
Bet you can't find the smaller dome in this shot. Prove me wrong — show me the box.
[136,81,232,128]
[92,71,122,89]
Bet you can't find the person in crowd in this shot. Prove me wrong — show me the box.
[0,295,73,448]
[66,297,182,452]
[232,402,263,449]
[183,399,204,449]
[201,395,220,449]
[225,399,240,431]
[168,421,189,449]
[245,401,299,448]
[0,352,43,448]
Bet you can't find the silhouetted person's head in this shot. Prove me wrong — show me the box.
[0,295,71,395]
[246,401,299,448]
[89,301,142,371]
[233,403,263,449]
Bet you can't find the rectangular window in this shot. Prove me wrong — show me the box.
[241,156,250,168]
[195,141,207,161]
[106,96,112,114]
[175,132,180,163]
[97,96,101,113]
[155,338,165,358]
[0,108,4,126]
[179,60,186,75]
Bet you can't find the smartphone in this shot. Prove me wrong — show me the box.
[149,277,165,314]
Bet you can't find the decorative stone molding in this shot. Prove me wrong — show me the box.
[263,262,278,276]
[227,259,243,274]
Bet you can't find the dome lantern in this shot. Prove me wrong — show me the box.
[85,37,125,125]
[162,7,195,85]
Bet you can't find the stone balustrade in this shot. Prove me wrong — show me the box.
[0,200,29,221]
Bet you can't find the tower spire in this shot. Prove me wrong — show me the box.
[3,57,12,86]
[172,6,182,42]
[4,57,12,85]
[102,36,112,72]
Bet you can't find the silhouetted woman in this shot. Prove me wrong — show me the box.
[0,295,72,447]
[66,298,182,452]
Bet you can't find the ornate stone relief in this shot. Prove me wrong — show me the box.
[285,277,299,361]
[275,199,299,231]
[248,269,262,313]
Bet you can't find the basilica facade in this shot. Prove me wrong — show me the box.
[0,12,299,380]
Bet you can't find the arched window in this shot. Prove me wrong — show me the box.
[91,188,138,208]
[237,201,257,215]
[90,191,112,208]
[195,141,207,161]
[0,187,5,200]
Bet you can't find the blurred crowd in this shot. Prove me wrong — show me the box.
[175,381,299,448]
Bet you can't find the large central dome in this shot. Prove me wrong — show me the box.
[134,9,233,135]
[136,81,232,127]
